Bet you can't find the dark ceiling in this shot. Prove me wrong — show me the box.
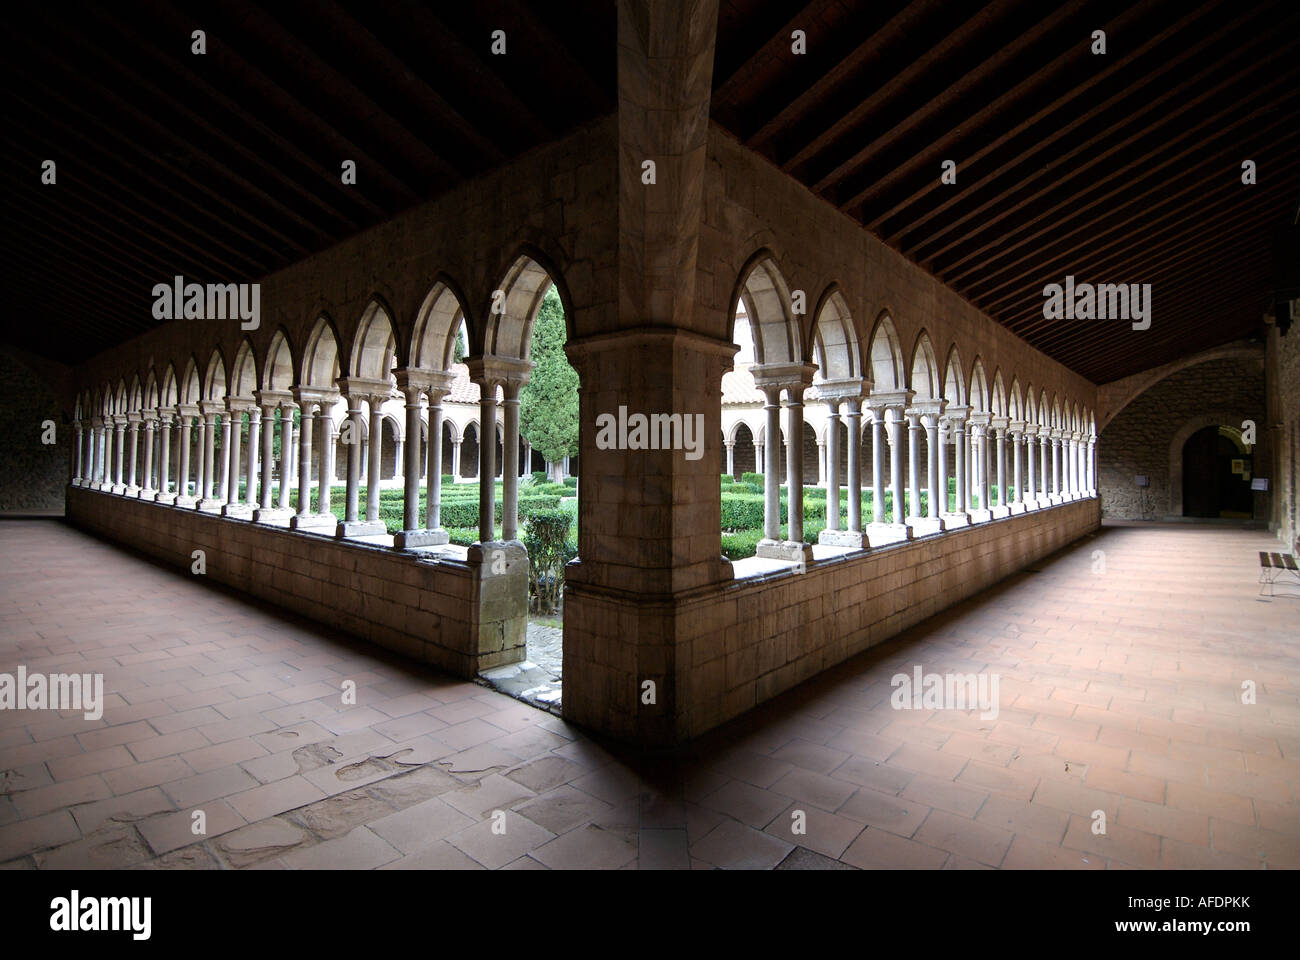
[713,0,1300,383]
[4,0,1297,385]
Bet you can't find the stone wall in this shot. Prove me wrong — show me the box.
[564,497,1101,743]
[1097,357,1267,520]
[0,345,73,514]
[66,486,527,676]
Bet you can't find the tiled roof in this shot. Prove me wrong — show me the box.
[446,363,480,405]
[721,365,763,405]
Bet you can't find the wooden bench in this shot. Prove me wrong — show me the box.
[1259,547,1300,598]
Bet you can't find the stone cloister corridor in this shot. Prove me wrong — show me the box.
[2,0,1299,911]
[2,518,1296,870]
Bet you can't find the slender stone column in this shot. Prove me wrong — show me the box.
[278,405,296,509]
[871,411,886,523]
[125,415,140,494]
[366,396,385,524]
[316,400,335,519]
[824,401,840,531]
[1088,437,1097,494]
[1025,429,1038,507]
[427,390,447,533]
[1010,426,1024,509]
[502,380,522,541]
[966,417,990,521]
[71,421,83,485]
[176,412,194,504]
[477,382,499,543]
[991,419,1008,517]
[1038,428,1049,500]
[724,440,735,479]
[345,396,364,524]
[761,386,781,544]
[451,439,461,480]
[845,399,863,536]
[140,416,155,497]
[980,425,992,512]
[100,419,111,489]
[953,417,967,516]
[816,439,826,486]
[1051,431,1061,500]
[937,419,950,516]
[246,407,261,510]
[223,412,239,505]
[924,413,941,520]
[905,410,922,520]
[995,425,1007,508]
[200,407,220,507]
[258,405,275,510]
[295,402,315,517]
[1072,432,1082,496]
[113,417,127,492]
[401,387,423,534]
[754,440,764,477]
[159,414,175,501]
[887,407,906,525]
[785,386,806,545]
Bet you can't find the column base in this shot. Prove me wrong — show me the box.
[154,492,177,505]
[990,505,1012,519]
[1009,502,1028,515]
[906,516,946,536]
[196,498,225,513]
[1048,494,1063,506]
[136,488,156,500]
[253,506,294,523]
[336,519,387,538]
[968,508,993,523]
[290,513,337,532]
[125,485,140,497]
[755,539,814,563]
[173,495,197,508]
[111,484,126,495]
[941,511,971,528]
[394,528,451,549]
[222,503,255,519]
[817,528,868,549]
[865,522,912,544]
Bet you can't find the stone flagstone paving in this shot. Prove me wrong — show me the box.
[1,518,1297,869]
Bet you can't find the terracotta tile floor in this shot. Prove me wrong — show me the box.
[1,518,1297,869]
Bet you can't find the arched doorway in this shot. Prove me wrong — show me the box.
[1182,425,1253,518]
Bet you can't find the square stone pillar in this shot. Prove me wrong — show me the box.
[562,328,737,746]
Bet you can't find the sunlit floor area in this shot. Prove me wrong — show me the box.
[1,519,1296,870]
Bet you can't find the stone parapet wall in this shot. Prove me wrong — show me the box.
[65,486,525,677]
[564,497,1101,745]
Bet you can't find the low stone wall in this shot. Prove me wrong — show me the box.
[565,497,1101,744]
[65,486,527,676]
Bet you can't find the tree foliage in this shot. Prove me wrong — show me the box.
[520,286,578,474]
